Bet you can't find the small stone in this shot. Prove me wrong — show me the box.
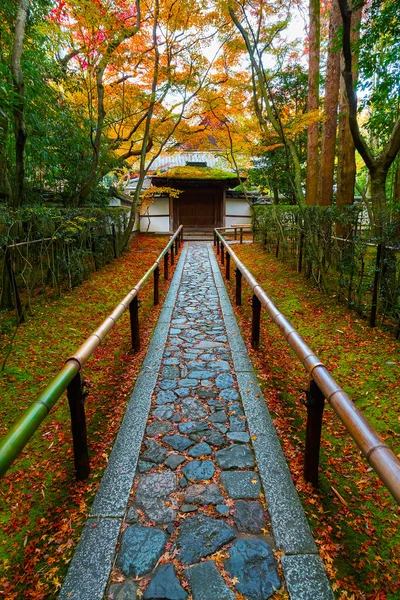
[177,516,235,564]
[216,504,229,515]
[227,432,250,443]
[219,388,239,401]
[141,440,168,464]
[181,504,197,513]
[179,476,188,488]
[117,526,167,577]
[162,366,180,379]
[159,380,178,390]
[156,390,177,405]
[179,378,198,387]
[126,506,139,524]
[178,421,208,434]
[175,387,191,398]
[144,563,188,600]
[167,523,174,535]
[202,430,227,447]
[164,357,180,365]
[136,472,177,523]
[152,405,174,420]
[182,460,215,482]
[164,454,186,470]
[189,433,201,442]
[138,461,154,473]
[188,442,212,457]
[233,501,266,534]
[229,402,244,416]
[181,398,208,419]
[198,388,217,399]
[224,538,280,599]
[213,423,227,434]
[208,411,227,423]
[185,561,236,600]
[146,421,174,437]
[215,374,235,389]
[220,471,261,499]
[171,413,181,422]
[229,416,246,432]
[216,444,255,469]
[189,370,214,379]
[185,484,224,505]
[163,435,194,451]
[208,360,230,372]
[107,581,139,600]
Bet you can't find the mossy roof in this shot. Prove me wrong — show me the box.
[152,165,240,180]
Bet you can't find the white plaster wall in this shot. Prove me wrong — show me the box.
[225,198,252,228]
[139,197,170,232]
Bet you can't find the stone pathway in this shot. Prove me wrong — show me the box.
[108,244,281,599]
[60,242,333,600]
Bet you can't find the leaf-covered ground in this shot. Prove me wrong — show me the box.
[0,235,178,599]
[217,242,400,600]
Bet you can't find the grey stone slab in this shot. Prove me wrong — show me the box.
[185,561,236,600]
[59,517,121,600]
[90,371,157,517]
[281,554,334,600]
[236,371,317,555]
[220,471,261,499]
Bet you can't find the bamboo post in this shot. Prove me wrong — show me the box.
[225,251,230,280]
[129,296,140,352]
[235,268,242,306]
[154,266,160,305]
[67,371,90,481]
[304,380,325,486]
[171,243,175,266]
[251,294,261,349]
[221,245,225,266]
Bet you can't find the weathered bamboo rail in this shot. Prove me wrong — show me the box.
[0,226,184,480]
[215,227,400,505]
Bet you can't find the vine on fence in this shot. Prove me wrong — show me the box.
[0,207,130,322]
[253,205,400,336]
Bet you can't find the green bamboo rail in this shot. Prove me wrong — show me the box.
[215,227,400,505]
[0,226,183,480]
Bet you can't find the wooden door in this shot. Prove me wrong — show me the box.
[173,188,222,230]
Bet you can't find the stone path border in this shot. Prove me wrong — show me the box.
[60,242,333,600]
[59,245,189,600]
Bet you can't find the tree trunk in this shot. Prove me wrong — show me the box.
[336,6,361,220]
[318,0,341,206]
[0,109,11,203]
[305,0,320,206]
[11,0,30,208]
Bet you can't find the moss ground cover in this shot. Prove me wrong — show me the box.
[0,234,179,599]
[217,241,400,600]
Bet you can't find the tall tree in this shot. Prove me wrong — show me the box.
[10,0,30,208]
[318,0,341,206]
[305,0,320,206]
[338,0,400,236]
[336,5,361,214]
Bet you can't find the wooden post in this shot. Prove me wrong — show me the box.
[214,231,217,246]
[221,245,225,266]
[154,266,160,305]
[370,243,382,327]
[164,252,169,280]
[129,296,140,352]
[240,228,243,244]
[304,380,325,486]
[276,237,280,258]
[4,248,24,323]
[216,237,220,255]
[67,372,90,480]
[235,268,242,306]
[225,251,230,280]
[112,224,118,258]
[234,228,237,241]
[251,294,261,349]
[297,230,304,273]
[171,243,175,265]
[175,236,179,254]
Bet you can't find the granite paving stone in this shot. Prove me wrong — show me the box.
[185,561,235,600]
[143,564,188,600]
[116,526,168,577]
[225,538,281,599]
[75,242,331,600]
[177,515,235,564]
